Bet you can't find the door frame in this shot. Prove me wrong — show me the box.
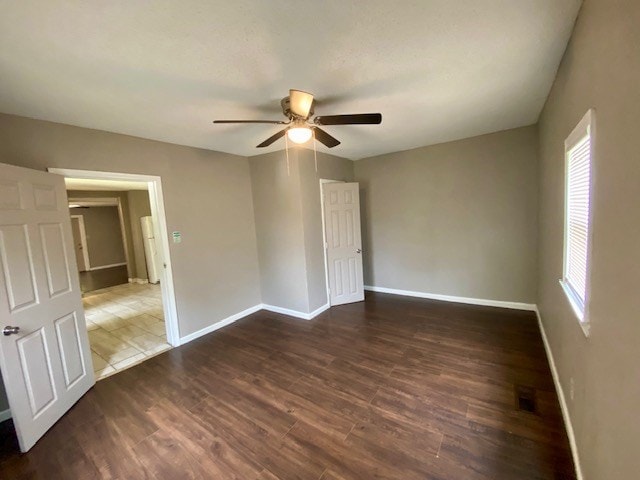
[319,179,344,307]
[68,198,130,273]
[70,214,91,271]
[48,168,180,347]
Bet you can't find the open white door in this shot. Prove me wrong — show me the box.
[323,182,365,306]
[0,162,94,452]
[70,215,89,272]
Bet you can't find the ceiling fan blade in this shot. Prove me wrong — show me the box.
[312,127,341,148]
[256,129,287,148]
[314,113,382,125]
[214,120,287,124]
[289,89,314,118]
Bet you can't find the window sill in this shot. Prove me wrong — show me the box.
[559,280,591,338]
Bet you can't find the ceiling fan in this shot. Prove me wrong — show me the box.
[213,89,382,149]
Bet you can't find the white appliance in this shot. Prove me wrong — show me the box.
[140,216,160,284]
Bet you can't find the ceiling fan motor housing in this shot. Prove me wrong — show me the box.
[281,96,314,120]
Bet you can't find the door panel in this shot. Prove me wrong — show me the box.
[33,184,58,211]
[348,257,357,293]
[333,260,343,296]
[17,329,57,417]
[39,223,71,297]
[0,224,38,311]
[0,162,94,452]
[330,211,340,247]
[323,182,364,306]
[345,210,354,246]
[0,180,23,209]
[54,313,86,388]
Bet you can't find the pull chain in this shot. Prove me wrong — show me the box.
[285,132,290,176]
[313,129,318,173]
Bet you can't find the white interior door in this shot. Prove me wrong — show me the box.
[0,162,94,452]
[323,182,364,306]
[70,216,88,272]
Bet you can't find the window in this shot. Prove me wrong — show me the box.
[560,109,594,336]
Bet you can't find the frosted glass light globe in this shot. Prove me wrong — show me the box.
[287,127,312,144]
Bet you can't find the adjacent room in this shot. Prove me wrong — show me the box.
[65,178,171,379]
[0,1,638,479]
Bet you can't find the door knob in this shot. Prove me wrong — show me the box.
[3,326,20,336]
[356,248,362,254]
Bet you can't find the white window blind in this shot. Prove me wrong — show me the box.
[561,109,594,330]
[564,133,591,310]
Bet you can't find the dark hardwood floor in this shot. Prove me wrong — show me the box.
[79,265,129,293]
[0,292,576,479]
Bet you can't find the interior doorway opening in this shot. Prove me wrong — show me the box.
[49,168,180,380]
[68,196,131,293]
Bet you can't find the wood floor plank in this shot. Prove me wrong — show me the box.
[147,399,265,479]
[0,292,576,479]
[73,417,157,480]
[232,373,356,439]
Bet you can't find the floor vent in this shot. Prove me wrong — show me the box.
[515,385,537,413]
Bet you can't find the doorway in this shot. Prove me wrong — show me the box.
[50,168,179,380]
[320,180,365,306]
[69,197,130,293]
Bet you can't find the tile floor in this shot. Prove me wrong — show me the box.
[82,282,171,380]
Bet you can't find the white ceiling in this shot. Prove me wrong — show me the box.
[65,178,148,191]
[0,1,581,160]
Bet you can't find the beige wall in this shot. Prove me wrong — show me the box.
[71,206,126,268]
[537,1,640,478]
[127,190,152,280]
[249,148,354,313]
[354,126,539,303]
[0,113,261,338]
[249,150,310,312]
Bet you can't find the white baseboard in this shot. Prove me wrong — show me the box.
[261,302,330,321]
[535,306,584,480]
[364,285,536,311]
[308,302,331,318]
[0,408,11,422]
[89,262,127,271]
[128,278,149,285]
[178,301,330,346]
[178,304,262,345]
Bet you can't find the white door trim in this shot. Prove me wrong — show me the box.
[48,168,180,347]
[68,197,131,275]
[70,214,90,271]
[319,179,344,307]
[69,198,119,207]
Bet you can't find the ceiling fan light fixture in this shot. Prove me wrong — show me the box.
[214,89,382,149]
[287,126,312,144]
